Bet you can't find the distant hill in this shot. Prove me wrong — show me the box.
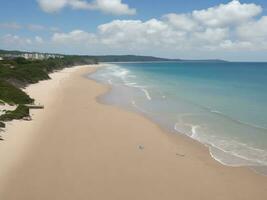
[0,49,24,55]
[92,55,182,62]
[177,59,228,63]
[0,49,227,63]
[92,55,227,63]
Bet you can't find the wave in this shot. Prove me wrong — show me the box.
[124,82,138,86]
[209,144,267,167]
[175,118,267,168]
[210,110,223,114]
[191,125,201,139]
[174,120,267,168]
[141,88,152,101]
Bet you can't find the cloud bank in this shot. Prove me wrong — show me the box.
[49,1,267,53]
[37,0,136,15]
[2,1,267,60]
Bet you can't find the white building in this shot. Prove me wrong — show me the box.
[20,53,62,60]
[0,57,3,61]
[22,53,30,59]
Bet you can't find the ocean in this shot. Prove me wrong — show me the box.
[90,62,267,173]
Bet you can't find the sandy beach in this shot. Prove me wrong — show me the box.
[0,64,267,200]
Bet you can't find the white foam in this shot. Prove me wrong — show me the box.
[112,68,129,79]
[141,88,152,101]
[207,136,267,166]
[210,110,222,114]
[208,145,267,167]
[174,121,267,167]
[125,82,137,86]
[191,125,200,139]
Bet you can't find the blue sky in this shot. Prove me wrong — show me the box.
[1,0,267,61]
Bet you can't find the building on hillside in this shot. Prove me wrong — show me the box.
[1,52,64,60]
[22,53,46,60]
[22,53,31,59]
[0,57,3,61]
[47,54,56,59]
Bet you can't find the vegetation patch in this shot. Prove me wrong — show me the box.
[0,105,30,121]
[0,121,5,128]
[0,54,97,127]
[0,80,33,105]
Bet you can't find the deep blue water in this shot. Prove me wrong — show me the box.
[90,62,267,170]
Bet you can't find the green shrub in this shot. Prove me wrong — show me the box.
[0,105,30,121]
[0,121,5,128]
[0,56,96,85]
[0,80,33,104]
[0,56,97,124]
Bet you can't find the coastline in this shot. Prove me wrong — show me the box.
[0,64,266,199]
[92,62,267,172]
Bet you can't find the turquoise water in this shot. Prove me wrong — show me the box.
[90,62,267,171]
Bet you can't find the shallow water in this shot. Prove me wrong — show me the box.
[90,62,267,173]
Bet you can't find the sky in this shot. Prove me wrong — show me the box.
[1,0,267,61]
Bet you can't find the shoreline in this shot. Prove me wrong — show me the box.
[0,64,267,199]
[89,64,267,178]
[91,63,267,176]
[96,83,267,175]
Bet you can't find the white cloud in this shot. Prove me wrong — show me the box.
[236,16,267,41]
[37,0,67,13]
[37,0,136,15]
[49,19,231,53]
[89,0,136,15]
[2,1,267,60]
[47,0,267,57]
[163,14,198,31]
[97,19,186,49]
[162,0,262,30]
[193,28,228,43]
[192,0,262,27]
[219,40,254,50]
[52,30,96,43]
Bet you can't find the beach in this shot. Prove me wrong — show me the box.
[0,64,267,200]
